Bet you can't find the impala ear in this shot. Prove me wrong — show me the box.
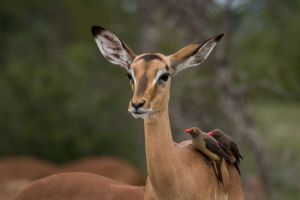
[91,26,136,70]
[168,33,224,75]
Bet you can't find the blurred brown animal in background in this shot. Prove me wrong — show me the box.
[59,157,145,185]
[0,156,144,199]
[0,156,58,200]
[14,172,145,200]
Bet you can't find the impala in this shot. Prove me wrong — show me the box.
[91,26,243,200]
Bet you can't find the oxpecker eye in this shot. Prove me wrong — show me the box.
[157,73,170,84]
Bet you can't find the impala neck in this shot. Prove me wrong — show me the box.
[144,107,182,192]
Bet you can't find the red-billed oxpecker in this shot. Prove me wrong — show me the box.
[184,127,232,184]
[208,129,243,175]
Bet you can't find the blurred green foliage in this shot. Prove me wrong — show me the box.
[0,0,143,164]
[252,102,300,199]
[232,0,300,100]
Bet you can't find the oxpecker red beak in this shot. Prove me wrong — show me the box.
[184,129,192,133]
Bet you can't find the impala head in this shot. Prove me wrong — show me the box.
[91,26,223,119]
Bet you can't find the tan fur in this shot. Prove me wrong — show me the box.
[14,172,145,200]
[143,107,231,200]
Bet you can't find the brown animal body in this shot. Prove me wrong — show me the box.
[2,156,143,199]
[59,157,144,185]
[0,156,57,182]
[14,172,145,200]
[0,157,57,200]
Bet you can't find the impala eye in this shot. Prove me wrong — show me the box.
[157,73,170,84]
[126,73,134,84]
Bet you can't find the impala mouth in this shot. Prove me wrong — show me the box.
[128,108,152,119]
[132,112,150,119]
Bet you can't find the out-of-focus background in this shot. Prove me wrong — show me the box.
[0,0,299,199]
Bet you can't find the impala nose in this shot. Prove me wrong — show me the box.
[131,100,146,109]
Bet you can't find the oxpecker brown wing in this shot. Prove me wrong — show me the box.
[230,142,243,163]
[218,142,232,156]
[204,138,232,162]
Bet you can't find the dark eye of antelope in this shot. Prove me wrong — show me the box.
[157,73,170,84]
[127,73,134,84]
